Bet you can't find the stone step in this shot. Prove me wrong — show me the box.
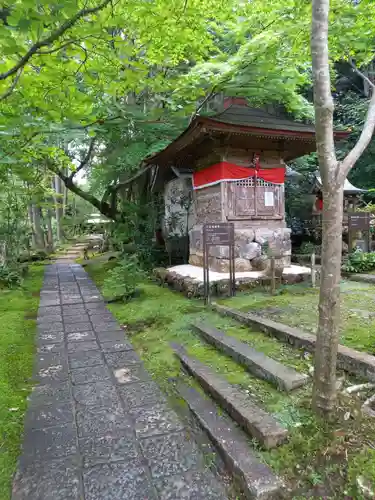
[212,303,375,382]
[192,322,309,392]
[172,344,288,449]
[178,383,284,499]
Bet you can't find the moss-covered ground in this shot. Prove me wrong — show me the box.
[87,260,375,499]
[0,265,44,500]
[218,280,375,354]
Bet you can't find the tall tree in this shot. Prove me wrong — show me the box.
[27,203,37,249]
[53,175,64,242]
[311,0,375,416]
[31,205,45,249]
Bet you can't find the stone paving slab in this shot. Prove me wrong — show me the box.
[13,259,228,500]
[193,322,309,392]
[12,458,81,500]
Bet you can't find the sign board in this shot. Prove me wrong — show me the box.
[202,223,235,304]
[204,223,234,246]
[348,212,371,253]
[348,212,370,230]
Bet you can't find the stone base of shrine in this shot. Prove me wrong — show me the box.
[189,226,292,273]
[152,264,311,298]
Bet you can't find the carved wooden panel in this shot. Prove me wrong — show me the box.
[228,180,256,217]
[227,178,283,219]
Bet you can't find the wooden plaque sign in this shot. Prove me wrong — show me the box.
[348,212,370,230]
[204,223,234,246]
[348,212,371,253]
[202,223,235,304]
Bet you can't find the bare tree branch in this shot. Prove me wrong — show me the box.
[339,87,375,181]
[0,68,23,101]
[73,44,89,75]
[112,165,152,192]
[69,137,96,181]
[349,59,375,90]
[47,161,119,220]
[35,39,80,55]
[35,34,100,55]
[0,0,112,82]
[189,89,217,124]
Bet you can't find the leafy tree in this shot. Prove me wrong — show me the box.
[0,0,244,223]
[310,0,375,416]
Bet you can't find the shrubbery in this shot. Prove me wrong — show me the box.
[342,250,375,273]
[102,255,144,301]
[0,265,26,288]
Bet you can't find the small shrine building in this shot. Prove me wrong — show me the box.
[312,174,366,219]
[143,97,348,272]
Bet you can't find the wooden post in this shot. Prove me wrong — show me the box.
[270,257,276,295]
[311,252,316,288]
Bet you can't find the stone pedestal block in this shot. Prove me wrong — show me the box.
[189,224,291,272]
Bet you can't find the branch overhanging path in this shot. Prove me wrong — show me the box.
[0,0,112,82]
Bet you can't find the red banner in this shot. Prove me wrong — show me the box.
[192,162,285,190]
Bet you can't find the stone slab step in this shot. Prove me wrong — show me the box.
[192,322,309,392]
[212,303,375,382]
[172,344,288,449]
[178,383,284,499]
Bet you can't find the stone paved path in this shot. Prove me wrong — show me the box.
[12,257,227,500]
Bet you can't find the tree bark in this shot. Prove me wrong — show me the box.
[45,207,54,251]
[54,175,64,242]
[32,205,46,249]
[63,176,119,220]
[46,162,121,221]
[311,0,375,417]
[311,0,341,416]
[63,167,69,216]
[313,185,343,414]
[27,203,37,248]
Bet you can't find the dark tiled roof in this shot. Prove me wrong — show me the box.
[212,105,316,133]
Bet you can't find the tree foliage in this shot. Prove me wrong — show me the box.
[0,0,375,294]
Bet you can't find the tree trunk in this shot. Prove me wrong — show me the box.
[312,185,343,414]
[63,184,68,216]
[32,205,46,249]
[311,0,375,417]
[63,176,119,220]
[311,0,341,417]
[54,175,64,242]
[46,163,120,221]
[27,203,37,248]
[46,207,54,251]
[63,167,68,216]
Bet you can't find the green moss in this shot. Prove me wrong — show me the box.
[86,261,375,498]
[0,265,44,500]
[218,281,375,354]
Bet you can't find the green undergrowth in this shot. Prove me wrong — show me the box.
[87,260,375,499]
[0,265,44,500]
[218,280,375,354]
